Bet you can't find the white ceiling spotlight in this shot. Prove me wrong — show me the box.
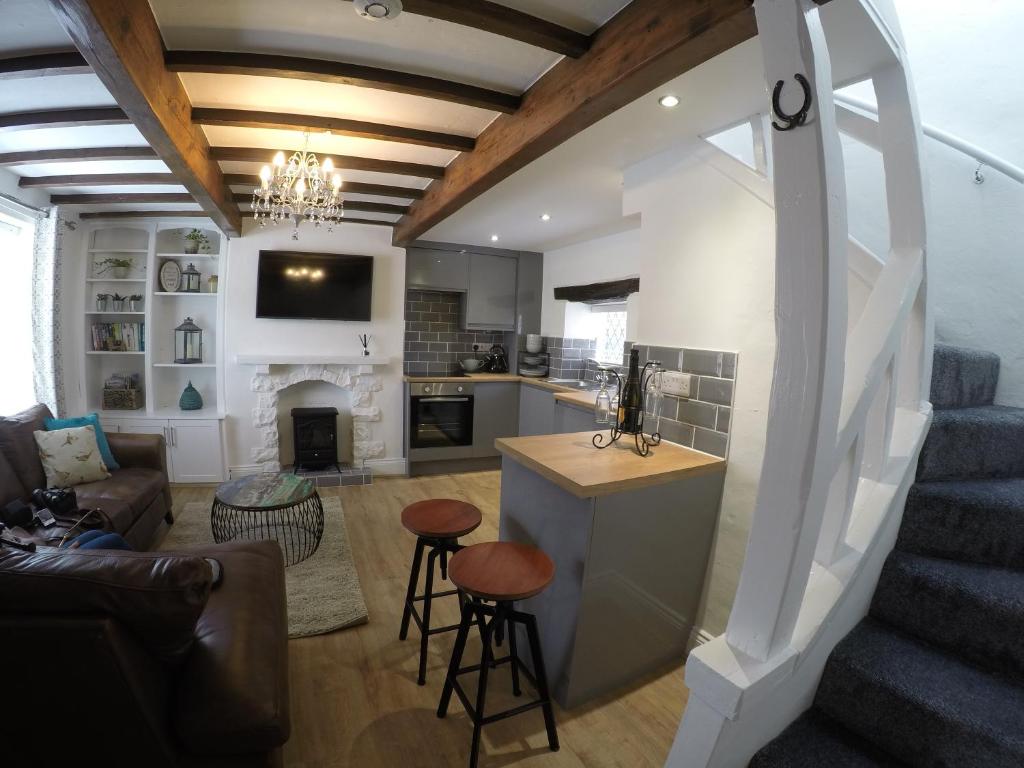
[490,234,500,242]
[658,94,680,109]
[540,213,551,222]
[353,0,402,21]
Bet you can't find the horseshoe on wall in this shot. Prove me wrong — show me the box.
[772,74,813,131]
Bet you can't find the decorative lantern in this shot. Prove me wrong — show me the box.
[174,317,203,364]
[182,262,202,293]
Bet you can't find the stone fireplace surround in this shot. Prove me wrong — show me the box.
[248,363,385,473]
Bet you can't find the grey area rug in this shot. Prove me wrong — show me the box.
[162,498,368,638]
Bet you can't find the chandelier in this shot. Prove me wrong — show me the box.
[252,134,344,239]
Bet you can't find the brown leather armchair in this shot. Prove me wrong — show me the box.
[0,540,291,767]
[0,404,172,549]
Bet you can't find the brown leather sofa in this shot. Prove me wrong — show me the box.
[0,403,172,549]
[0,540,291,767]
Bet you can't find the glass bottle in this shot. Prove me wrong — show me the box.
[619,348,643,432]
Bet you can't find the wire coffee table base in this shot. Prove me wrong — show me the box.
[211,492,325,566]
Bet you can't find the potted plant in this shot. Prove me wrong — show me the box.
[96,292,111,311]
[129,294,143,312]
[184,228,209,255]
[95,257,134,279]
[111,293,126,311]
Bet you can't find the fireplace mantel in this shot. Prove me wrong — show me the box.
[236,354,390,374]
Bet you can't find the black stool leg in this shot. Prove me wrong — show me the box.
[418,547,440,685]
[438,601,475,718]
[469,610,496,768]
[440,546,449,580]
[399,537,426,641]
[507,609,521,697]
[523,611,559,752]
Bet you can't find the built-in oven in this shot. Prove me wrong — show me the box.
[408,382,475,461]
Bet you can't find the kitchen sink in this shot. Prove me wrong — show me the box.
[544,378,600,389]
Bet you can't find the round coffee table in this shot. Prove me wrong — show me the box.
[211,473,324,566]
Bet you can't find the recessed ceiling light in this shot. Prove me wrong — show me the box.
[540,213,551,222]
[658,94,680,109]
[353,0,403,21]
[490,234,499,242]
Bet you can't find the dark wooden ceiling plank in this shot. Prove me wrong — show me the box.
[46,0,242,235]
[210,146,446,179]
[230,193,408,215]
[224,174,424,199]
[0,107,127,131]
[393,0,757,245]
[193,108,475,152]
[166,51,520,113]
[0,146,157,165]
[52,192,194,204]
[19,173,178,188]
[0,51,91,79]
[345,0,591,57]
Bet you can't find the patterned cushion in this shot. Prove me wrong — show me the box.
[44,413,120,470]
[33,425,110,487]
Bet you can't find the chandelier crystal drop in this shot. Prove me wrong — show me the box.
[251,133,344,239]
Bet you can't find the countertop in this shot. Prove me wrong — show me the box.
[404,373,588,393]
[494,431,726,498]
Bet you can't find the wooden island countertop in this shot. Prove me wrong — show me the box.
[495,431,726,499]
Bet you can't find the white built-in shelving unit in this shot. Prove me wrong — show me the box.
[78,218,229,482]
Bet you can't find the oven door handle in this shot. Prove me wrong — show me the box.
[418,397,471,403]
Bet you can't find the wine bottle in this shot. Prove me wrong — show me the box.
[618,348,643,432]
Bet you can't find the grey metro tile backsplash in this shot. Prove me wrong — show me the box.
[403,289,506,377]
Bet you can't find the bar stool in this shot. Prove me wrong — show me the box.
[399,498,482,685]
[438,541,559,768]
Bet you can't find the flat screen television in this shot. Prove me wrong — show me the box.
[256,250,373,321]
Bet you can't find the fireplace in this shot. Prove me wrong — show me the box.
[291,407,340,472]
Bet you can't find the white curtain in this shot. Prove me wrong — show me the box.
[31,207,66,417]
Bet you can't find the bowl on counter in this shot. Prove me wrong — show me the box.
[460,358,484,372]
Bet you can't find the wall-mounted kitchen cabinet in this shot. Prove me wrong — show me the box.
[464,253,517,331]
[406,248,469,292]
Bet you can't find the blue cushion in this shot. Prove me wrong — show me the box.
[44,413,119,471]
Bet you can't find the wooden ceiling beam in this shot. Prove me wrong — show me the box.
[230,194,408,215]
[78,210,393,226]
[47,0,242,235]
[210,146,446,179]
[0,107,127,131]
[193,108,475,152]
[0,146,157,166]
[0,51,90,79]
[166,51,520,114]
[392,0,758,245]
[19,173,178,188]
[52,192,194,204]
[343,0,591,57]
[223,174,424,199]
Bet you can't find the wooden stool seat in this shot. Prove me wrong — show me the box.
[401,499,482,539]
[449,541,555,602]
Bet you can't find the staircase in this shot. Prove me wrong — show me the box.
[749,344,1024,767]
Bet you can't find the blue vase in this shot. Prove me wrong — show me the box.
[179,381,203,411]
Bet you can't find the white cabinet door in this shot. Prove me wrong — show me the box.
[116,419,174,476]
[168,420,225,483]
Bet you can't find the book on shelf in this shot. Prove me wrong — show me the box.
[91,322,145,352]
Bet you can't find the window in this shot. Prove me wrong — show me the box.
[592,302,628,365]
[0,211,36,414]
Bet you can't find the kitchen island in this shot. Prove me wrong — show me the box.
[494,431,726,708]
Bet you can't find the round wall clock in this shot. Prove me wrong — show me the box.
[159,260,181,293]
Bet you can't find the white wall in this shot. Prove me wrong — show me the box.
[625,142,776,637]
[223,220,406,473]
[541,226,641,340]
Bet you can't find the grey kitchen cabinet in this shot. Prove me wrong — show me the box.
[464,253,517,331]
[518,383,555,437]
[406,247,469,291]
[515,251,543,335]
[472,383,520,457]
[554,401,602,433]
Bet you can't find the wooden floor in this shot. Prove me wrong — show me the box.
[171,471,689,768]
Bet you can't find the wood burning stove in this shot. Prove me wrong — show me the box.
[291,407,340,472]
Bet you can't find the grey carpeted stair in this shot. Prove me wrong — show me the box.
[916,406,1024,481]
[898,479,1024,569]
[748,709,902,768]
[815,618,1024,767]
[750,344,1024,767]
[930,343,999,409]
[870,550,1024,682]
